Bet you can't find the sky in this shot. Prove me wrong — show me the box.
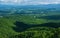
[0,0,60,5]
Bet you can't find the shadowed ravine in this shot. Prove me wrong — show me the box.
[13,21,60,32]
[38,15,60,20]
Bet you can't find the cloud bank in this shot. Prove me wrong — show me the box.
[0,0,60,5]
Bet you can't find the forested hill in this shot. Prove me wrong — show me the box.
[0,14,60,38]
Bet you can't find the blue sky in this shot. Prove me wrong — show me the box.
[0,0,60,5]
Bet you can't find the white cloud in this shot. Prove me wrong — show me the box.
[13,0,18,3]
[0,0,4,1]
[0,0,8,2]
[0,0,60,5]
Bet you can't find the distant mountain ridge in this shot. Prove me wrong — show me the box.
[0,4,60,15]
[0,4,60,9]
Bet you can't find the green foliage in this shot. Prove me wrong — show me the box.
[0,18,17,38]
[0,14,60,38]
[13,27,60,38]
